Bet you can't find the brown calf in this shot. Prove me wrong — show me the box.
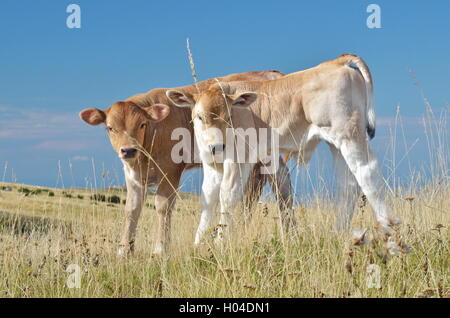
[80,70,292,255]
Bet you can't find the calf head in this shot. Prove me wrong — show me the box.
[79,101,170,162]
[166,85,257,156]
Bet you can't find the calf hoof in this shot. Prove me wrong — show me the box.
[376,222,394,237]
[152,244,166,257]
[117,245,133,258]
[388,217,402,226]
[383,237,413,257]
[193,239,210,248]
[399,242,413,254]
[351,228,370,246]
[214,224,228,245]
[214,236,224,246]
[376,217,402,237]
[287,222,299,236]
[385,237,400,256]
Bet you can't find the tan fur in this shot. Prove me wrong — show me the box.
[187,54,372,156]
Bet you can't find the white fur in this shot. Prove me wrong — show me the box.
[216,160,253,242]
[194,163,222,245]
[118,160,145,256]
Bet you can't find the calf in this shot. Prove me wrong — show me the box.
[167,54,401,242]
[79,70,292,256]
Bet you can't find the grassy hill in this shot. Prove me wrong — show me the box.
[0,181,448,297]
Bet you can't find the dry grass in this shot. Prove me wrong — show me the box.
[0,180,448,298]
[0,78,448,297]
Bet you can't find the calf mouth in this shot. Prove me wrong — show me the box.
[209,143,226,155]
[120,153,137,160]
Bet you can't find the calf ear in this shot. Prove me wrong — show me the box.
[230,92,258,108]
[166,90,195,108]
[145,104,170,123]
[79,108,106,125]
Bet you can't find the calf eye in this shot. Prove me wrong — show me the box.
[197,115,203,122]
[140,123,147,130]
[106,126,114,133]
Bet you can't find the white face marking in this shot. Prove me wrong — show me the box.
[192,100,227,165]
[195,100,205,113]
[193,101,222,153]
[193,100,206,132]
[193,117,209,155]
[193,100,206,127]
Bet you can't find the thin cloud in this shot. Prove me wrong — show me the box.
[0,105,109,156]
[0,105,93,140]
[33,140,89,151]
[0,131,13,138]
[72,155,89,161]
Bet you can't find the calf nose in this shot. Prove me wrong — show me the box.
[209,144,225,155]
[120,147,137,157]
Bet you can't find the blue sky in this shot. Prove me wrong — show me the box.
[0,0,448,192]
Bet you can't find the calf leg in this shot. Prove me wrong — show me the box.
[153,177,179,255]
[329,144,361,231]
[194,164,222,245]
[243,163,267,221]
[217,162,254,242]
[268,158,296,232]
[338,139,398,235]
[118,176,146,257]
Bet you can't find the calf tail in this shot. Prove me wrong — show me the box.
[340,54,376,140]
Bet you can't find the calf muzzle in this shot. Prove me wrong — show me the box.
[120,147,137,159]
[209,144,225,155]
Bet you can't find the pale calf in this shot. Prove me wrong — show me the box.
[167,54,401,242]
